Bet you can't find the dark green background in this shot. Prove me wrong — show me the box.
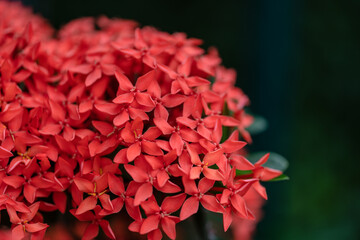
[20,0,360,239]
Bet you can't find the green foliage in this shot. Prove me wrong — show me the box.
[236,170,253,176]
[268,174,289,182]
[248,152,289,172]
[246,115,268,135]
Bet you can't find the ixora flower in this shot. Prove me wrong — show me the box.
[0,1,288,240]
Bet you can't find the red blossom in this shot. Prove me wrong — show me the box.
[70,206,116,240]
[0,2,284,239]
[180,177,222,220]
[131,194,186,240]
[7,202,48,240]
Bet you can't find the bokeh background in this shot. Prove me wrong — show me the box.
[18,0,360,239]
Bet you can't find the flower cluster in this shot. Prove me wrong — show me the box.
[0,2,283,240]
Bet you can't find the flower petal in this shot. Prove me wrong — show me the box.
[142,141,163,156]
[212,119,222,144]
[49,99,66,122]
[108,173,125,196]
[99,219,116,240]
[0,146,13,158]
[135,92,155,107]
[134,182,153,206]
[187,144,202,165]
[115,71,133,91]
[140,215,160,235]
[74,177,94,193]
[230,155,254,170]
[75,196,97,215]
[25,222,48,233]
[200,195,222,213]
[92,121,114,136]
[223,207,233,232]
[182,178,198,195]
[113,110,129,126]
[126,142,141,162]
[203,148,223,166]
[124,164,148,182]
[142,127,162,141]
[53,191,67,213]
[3,175,25,188]
[125,198,142,221]
[39,123,62,135]
[221,140,247,153]
[68,64,92,74]
[252,181,268,200]
[169,133,183,156]
[148,229,163,240]
[24,184,37,203]
[63,125,75,141]
[180,196,199,220]
[113,92,134,104]
[203,167,223,181]
[153,118,173,135]
[162,94,186,108]
[157,170,169,188]
[7,205,21,224]
[136,70,155,91]
[113,148,127,164]
[157,63,178,79]
[198,178,215,193]
[161,194,186,213]
[255,153,270,166]
[11,225,25,240]
[189,166,202,180]
[99,194,113,211]
[161,217,177,240]
[230,194,248,218]
[85,67,102,87]
[82,223,99,240]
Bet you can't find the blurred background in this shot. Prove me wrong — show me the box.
[18,0,360,239]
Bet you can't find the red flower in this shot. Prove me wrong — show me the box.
[153,117,200,156]
[133,194,186,240]
[70,206,116,240]
[72,175,112,215]
[158,59,210,95]
[7,202,48,240]
[187,145,224,180]
[112,70,156,126]
[243,153,283,199]
[100,173,142,221]
[0,2,285,239]
[218,169,258,231]
[117,117,162,162]
[124,156,181,206]
[180,177,222,220]
[112,28,158,69]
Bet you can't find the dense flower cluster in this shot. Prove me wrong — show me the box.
[0,2,282,240]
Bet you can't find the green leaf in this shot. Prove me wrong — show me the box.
[268,174,290,182]
[236,170,253,176]
[222,101,230,116]
[247,152,289,171]
[208,76,216,84]
[221,125,230,143]
[246,115,268,135]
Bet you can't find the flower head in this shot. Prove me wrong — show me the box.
[0,2,284,239]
